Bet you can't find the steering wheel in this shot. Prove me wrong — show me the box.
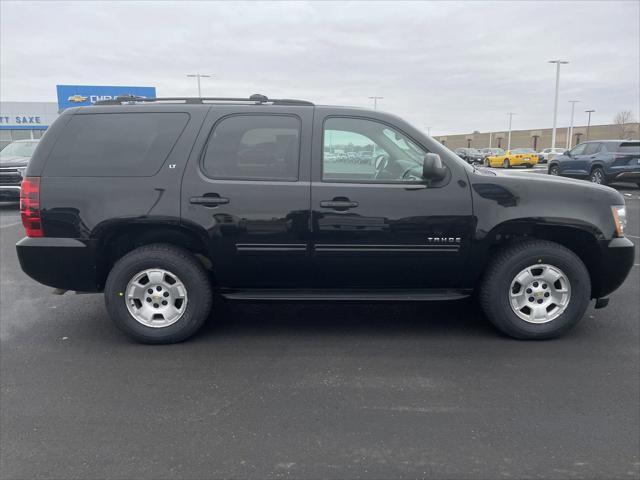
[374,154,388,179]
[401,167,422,182]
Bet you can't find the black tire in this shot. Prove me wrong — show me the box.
[484,158,490,167]
[105,244,213,344]
[503,159,511,169]
[636,183,640,190]
[526,163,534,168]
[479,240,591,340]
[548,165,559,176]
[590,167,607,185]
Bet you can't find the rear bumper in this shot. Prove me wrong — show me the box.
[594,237,635,298]
[16,237,102,292]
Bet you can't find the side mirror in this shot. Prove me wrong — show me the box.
[422,153,447,181]
[564,150,571,156]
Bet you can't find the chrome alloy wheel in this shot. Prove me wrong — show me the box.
[509,264,571,324]
[590,169,604,184]
[125,269,188,328]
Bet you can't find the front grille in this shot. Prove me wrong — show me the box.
[0,168,23,186]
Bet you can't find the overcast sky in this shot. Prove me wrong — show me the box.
[1,1,638,135]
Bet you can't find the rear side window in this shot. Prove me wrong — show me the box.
[44,113,189,177]
[583,143,601,155]
[202,115,300,181]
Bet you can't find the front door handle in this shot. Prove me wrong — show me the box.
[320,199,359,210]
[190,195,230,207]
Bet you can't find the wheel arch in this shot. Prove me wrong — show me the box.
[478,219,605,298]
[96,221,214,287]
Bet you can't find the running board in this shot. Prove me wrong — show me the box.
[220,289,471,301]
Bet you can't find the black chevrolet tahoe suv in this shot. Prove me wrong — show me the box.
[16,95,634,343]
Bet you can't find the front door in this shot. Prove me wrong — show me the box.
[310,113,474,289]
[181,106,313,288]
[562,143,588,176]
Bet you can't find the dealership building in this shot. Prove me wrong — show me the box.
[434,122,640,150]
[0,102,59,148]
[1,85,157,149]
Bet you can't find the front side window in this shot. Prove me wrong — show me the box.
[323,117,426,182]
[203,115,300,181]
[569,143,587,156]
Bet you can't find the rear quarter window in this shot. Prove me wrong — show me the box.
[43,112,189,177]
[618,142,640,154]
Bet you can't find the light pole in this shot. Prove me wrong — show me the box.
[425,126,431,136]
[368,96,383,109]
[507,112,516,150]
[186,74,212,97]
[585,109,595,141]
[488,131,492,148]
[566,100,579,149]
[548,60,569,148]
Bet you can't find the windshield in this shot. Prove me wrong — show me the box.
[0,141,39,159]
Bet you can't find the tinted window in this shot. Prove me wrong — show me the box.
[617,142,640,154]
[45,113,189,177]
[323,117,426,183]
[202,115,300,181]
[583,143,601,155]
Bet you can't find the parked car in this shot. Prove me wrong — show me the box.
[548,140,640,187]
[538,147,565,163]
[486,148,540,168]
[479,148,504,162]
[16,95,634,343]
[0,139,40,200]
[454,148,484,164]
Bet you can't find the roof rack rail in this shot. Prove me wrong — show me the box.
[93,94,314,106]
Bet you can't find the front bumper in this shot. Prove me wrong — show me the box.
[594,237,635,298]
[16,237,102,292]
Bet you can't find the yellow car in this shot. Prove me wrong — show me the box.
[485,148,540,168]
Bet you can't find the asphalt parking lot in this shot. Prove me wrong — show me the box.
[1,176,639,479]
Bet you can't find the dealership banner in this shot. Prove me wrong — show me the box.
[56,85,156,110]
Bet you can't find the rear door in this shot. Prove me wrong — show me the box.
[180,105,313,288]
[310,111,474,289]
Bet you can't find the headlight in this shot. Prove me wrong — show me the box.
[16,166,27,177]
[612,205,627,237]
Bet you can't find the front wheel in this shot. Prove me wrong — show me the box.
[503,159,511,169]
[105,244,213,344]
[548,165,559,176]
[479,240,591,339]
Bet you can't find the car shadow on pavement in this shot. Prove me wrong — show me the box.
[194,297,498,341]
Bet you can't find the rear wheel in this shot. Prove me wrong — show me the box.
[590,167,606,185]
[479,240,591,339]
[526,163,534,168]
[105,244,213,344]
[503,159,511,169]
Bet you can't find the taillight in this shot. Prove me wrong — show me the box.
[20,177,43,238]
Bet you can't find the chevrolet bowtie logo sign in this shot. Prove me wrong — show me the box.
[67,95,88,103]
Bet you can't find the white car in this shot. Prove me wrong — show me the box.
[538,148,565,163]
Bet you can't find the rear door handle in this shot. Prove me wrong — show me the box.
[320,200,359,210]
[190,196,230,207]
